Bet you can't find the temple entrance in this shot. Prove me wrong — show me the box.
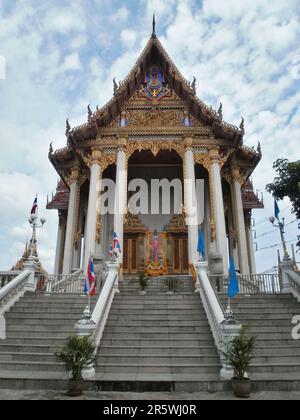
[173,237,189,274]
[123,237,138,274]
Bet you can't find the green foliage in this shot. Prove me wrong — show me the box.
[138,273,148,291]
[266,158,300,220]
[56,336,96,382]
[224,327,256,380]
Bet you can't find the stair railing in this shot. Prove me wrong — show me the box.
[45,269,83,293]
[74,260,119,379]
[0,272,21,289]
[287,271,300,302]
[0,260,36,339]
[194,262,241,380]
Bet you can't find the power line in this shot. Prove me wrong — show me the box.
[255,238,298,252]
[254,205,292,228]
[255,220,297,239]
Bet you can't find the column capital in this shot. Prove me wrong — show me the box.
[117,137,128,151]
[184,137,194,151]
[66,166,80,187]
[231,167,245,185]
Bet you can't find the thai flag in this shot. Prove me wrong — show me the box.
[109,232,122,256]
[31,197,38,215]
[84,257,96,297]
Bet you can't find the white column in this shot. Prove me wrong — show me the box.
[62,168,79,276]
[184,138,199,265]
[54,213,64,275]
[84,160,102,273]
[114,139,128,266]
[246,214,256,275]
[209,150,229,273]
[232,169,250,275]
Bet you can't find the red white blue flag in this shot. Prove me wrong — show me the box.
[109,232,122,257]
[84,257,96,297]
[31,196,38,215]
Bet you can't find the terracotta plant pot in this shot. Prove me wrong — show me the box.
[68,380,83,397]
[231,378,251,399]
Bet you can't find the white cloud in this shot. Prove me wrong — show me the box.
[121,29,137,49]
[109,7,129,24]
[61,52,82,72]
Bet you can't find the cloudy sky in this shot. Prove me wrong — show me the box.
[0,0,299,273]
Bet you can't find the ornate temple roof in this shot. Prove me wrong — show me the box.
[66,33,245,144]
[48,22,262,194]
[46,180,69,211]
[242,179,264,210]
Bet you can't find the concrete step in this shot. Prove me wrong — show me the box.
[9,308,84,315]
[97,346,216,356]
[6,313,81,321]
[108,313,207,325]
[252,355,300,364]
[0,352,57,363]
[100,338,215,347]
[105,320,210,327]
[0,361,64,372]
[249,364,300,374]
[6,330,73,339]
[5,318,75,326]
[102,326,212,333]
[101,332,213,340]
[6,324,76,333]
[255,346,300,356]
[2,337,68,346]
[97,364,220,375]
[0,344,61,353]
[97,355,219,365]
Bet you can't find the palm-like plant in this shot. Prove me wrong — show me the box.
[56,336,96,383]
[224,327,256,380]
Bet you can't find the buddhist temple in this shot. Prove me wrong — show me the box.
[47,25,263,278]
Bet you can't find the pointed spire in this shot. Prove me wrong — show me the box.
[152,14,156,37]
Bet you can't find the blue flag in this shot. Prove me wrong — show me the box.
[274,199,280,221]
[228,256,240,299]
[197,227,206,260]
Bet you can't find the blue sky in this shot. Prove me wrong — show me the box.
[0,0,300,273]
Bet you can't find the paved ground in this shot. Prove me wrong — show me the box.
[0,390,300,400]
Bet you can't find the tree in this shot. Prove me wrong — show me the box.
[266,159,300,251]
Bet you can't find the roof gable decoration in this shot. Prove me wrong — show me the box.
[67,28,245,142]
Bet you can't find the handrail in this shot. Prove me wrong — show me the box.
[46,269,83,293]
[195,265,241,380]
[0,270,31,305]
[0,270,33,339]
[0,272,21,289]
[197,270,226,351]
[208,273,281,294]
[287,271,300,301]
[92,269,118,347]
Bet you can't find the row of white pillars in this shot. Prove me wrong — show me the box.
[57,142,254,277]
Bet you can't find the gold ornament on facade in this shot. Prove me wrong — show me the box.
[96,215,102,244]
[125,140,185,161]
[210,219,217,242]
[65,166,80,187]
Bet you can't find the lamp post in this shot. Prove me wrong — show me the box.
[28,214,46,258]
[269,216,290,260]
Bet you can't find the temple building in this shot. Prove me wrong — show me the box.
[47,26,263,278]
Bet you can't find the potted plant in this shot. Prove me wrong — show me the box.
[56,335,96,397]
[138,272,148,295]
[224,327,256,398]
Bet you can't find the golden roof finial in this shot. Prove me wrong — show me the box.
[152,14,156,37]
